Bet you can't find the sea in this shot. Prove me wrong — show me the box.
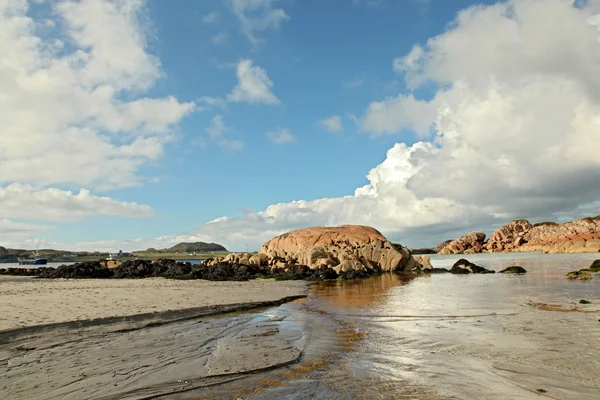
[177,252,600,399]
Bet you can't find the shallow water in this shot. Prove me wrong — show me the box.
[181,252,600,399]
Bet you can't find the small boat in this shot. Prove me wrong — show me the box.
[18,252,48,266]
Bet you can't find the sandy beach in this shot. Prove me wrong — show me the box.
[0,276,308,400]
[0,276,307,331]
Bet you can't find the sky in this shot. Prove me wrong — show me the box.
[2,0,600,252]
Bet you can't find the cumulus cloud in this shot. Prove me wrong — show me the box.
[231,0,289,46]
[218,139,245,151]
[320,116,344,133]
[266,129,295,144]
[0,0,195,189]
[203,10,220,24]
[228,59,280,104]
[0,184,154,221]
[203,115,244,150]
[211,32,229,44]
[206,115,227,137]
[167,0,600,250]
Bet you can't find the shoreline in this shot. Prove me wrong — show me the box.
[0,276,307,332]
[0,277,308,400]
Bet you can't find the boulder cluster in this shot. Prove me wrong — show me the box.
[435,216,600,255]
[0,226,435,281]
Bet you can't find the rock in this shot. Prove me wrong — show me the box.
[260,225,415,273]
[449,259,494,274]
[565,270,593,280]
[249,253,269,266]
[438,232,486,255]
[52,261,114,279]
[485,220,533,252]
[434,240,454,253]
[499,266,527,274]
[187,263,261,281]
[408,247,436,255]
[518,217,600,253]
[579,299,592,304]
[590,260,600,271]
[413,255,433,271]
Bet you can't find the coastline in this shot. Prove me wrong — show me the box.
[0,277,308,400]
[0,276,307,332]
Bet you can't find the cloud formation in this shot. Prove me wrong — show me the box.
[228,59,280,104]
[320,116,344,133]
[0,0,195,189]
[231,0,289,46]
[266,129,295,144]
[176,0,600,250]
[0,184,154,221]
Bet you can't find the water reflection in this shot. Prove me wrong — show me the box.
[181,253,600,400]
[310,273,416,309]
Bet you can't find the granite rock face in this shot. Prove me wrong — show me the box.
[485,220,533,252]
[438,232,486,255]
[259,225,417,274]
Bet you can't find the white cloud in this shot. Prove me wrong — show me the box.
[218,139,245,151]
[0,184,154,221]
[341,76,365,89]
[0,0,195,189]
[266,129,295,144]
[196,96,226,111]
[211,32,229,44]
[206,115,227,137]
[320,116,344,133]
[203,10,220,24]
[231,0,289,46]
[154,0,600,251]
[228,59,280,104]
[204,115,244,150]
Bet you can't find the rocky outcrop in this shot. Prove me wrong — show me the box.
[434,240,453,253]
[413,255,433,271]
[499,266,527,274]
[260,225,416,274]
[517,217,600,253]
[433,216,600,255]
[438,232,486,255]
[565,270,594,280]
[485,220,533,252]
[449,259,494,274]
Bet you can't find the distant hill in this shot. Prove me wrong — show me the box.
[139,242,228,253]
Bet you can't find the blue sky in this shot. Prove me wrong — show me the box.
[2,0,600,251]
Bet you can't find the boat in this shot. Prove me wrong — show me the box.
[18,252,48,266]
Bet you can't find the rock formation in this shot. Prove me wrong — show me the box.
[499,266,527,274]
[485,220,533,252]
[259,225,416,274]
[437,232,486,255]
[434,240,453,253]
[518,217,600,253]
[433,216,600,255]
[449,259,494,274]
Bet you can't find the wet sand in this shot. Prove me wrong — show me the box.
[0,276,307,330]
[0,276,308,400]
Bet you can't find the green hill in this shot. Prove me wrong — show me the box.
[147,242,227,253]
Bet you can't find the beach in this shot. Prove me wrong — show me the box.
[0,276,308,400]
[0,276,307,331]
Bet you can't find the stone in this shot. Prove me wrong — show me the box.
[413,255,433,271]
[565,270,593,280]
[259,225,415,273]
[485,220,533,252]
[438,232,486,255]
[499,266,527,274]
[449,259,494,274]
[590,260,600,271]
